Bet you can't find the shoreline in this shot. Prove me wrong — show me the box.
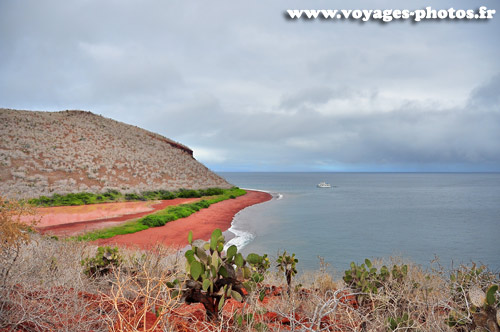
[94,190,272,249]
[223,188,280,250]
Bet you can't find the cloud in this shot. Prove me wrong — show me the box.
[468,73,500,110]
[192,147,228,163]
[0,0,499,171]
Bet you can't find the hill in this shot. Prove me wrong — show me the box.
[0,109,232,198]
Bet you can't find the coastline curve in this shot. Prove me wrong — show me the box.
[224,188,280,251]
[94,190,272,250]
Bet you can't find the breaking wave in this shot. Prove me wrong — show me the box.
[224,227,255,251]
[224,188,279,251]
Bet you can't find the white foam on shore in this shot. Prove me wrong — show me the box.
[241,187,271,193]
[224,189,281,251]
[242,187,282,201]
[224,226,255,251]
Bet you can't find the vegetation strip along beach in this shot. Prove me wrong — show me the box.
[28,187,231,207]
[68,187,247,241]
[95,190,272,249]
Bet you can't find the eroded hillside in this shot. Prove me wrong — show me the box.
[0,109,231,198]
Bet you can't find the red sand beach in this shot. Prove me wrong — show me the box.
[34,198,199,236]
[95,190,272,249]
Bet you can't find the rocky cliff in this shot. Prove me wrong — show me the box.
[0,109,232,198]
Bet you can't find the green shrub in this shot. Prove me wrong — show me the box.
[28,187,243,207]
[140,191,158,200]
[168,205,195,219]
[177,189,201,198]
[141,215,168,227]
[195,200,210,209]
[81,246,122,278]
[159,190,175,200]
[103,189,120,200]
[125,193,146,201]
[198,188,224,196]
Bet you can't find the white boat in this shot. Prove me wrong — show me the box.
[317,182,331,188]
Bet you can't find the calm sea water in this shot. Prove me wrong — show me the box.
[218,172,500,274]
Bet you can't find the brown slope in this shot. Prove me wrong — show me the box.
[0,108,232,198]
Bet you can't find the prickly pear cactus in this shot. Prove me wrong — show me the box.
[171,229,265,320]
[276,251,298,294]
[469,285,487,307]
[467,284,500,331]
[343,259,408,306]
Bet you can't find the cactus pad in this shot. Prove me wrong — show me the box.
[468,285,486,307]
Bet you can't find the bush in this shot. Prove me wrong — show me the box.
[159,190,175,200]
[177,189,201,198]
[125,193,146,201]
[1,197,38,287]
[168,205,195,219]
[194,200,210,209]
[103,189,120,200]
[140,214,174,227]
[81,246,122,278]
[28,187,240,207]
[198,188,224,196]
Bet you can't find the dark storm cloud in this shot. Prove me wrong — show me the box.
[1,0,499,171]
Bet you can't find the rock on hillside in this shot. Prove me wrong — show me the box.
[0,109,232,198]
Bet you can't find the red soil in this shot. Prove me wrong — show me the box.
[0,285,360,332]
[35,198,199,236]
[95,190,272,249]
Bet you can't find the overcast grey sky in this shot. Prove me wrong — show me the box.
[1,0,499,172]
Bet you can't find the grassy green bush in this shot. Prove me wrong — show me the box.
[124,193,146,201]
[140,214,175,227]
[195,200,210,209]
[198,188,224,196]
[74,221,149,241]
[28,187,237,207]
[176,189,201,198]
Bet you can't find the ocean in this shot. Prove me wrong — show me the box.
[218,172,500,274]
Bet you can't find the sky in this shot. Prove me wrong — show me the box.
[1,0,499,172]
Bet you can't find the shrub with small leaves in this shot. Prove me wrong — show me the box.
[0,196,38,287]
[81,246,122,278]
